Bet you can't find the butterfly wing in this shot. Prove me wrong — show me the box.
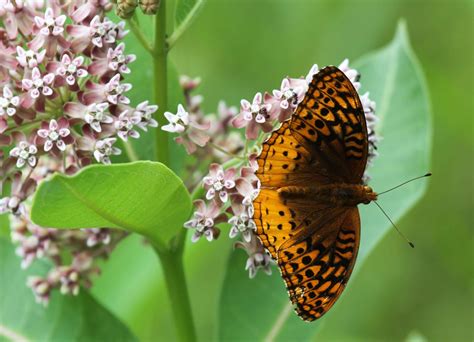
[254,121,335,259]
[290,66,369,183]
[253,66,368,321]
[277,207,361,321]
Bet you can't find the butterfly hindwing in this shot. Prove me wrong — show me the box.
[277,207,361,321]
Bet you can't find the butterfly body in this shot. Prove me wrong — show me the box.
[278,184,377,206]
[253,66,373,321]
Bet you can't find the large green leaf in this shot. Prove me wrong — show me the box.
[30,161,191,246]
[0,238,136,341]
[218,20,432,341]
[174,0,206,28]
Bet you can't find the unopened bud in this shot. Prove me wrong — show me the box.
[139,0,160,15]
[116,0,138,19]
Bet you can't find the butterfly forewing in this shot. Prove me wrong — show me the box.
[290,66,368,183]
[253,66,369,321]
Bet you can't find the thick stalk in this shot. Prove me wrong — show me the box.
[153,244,197,342]
[153,1,169,165]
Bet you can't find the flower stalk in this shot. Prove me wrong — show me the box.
[127,2,196,340]
[153,1,169,166]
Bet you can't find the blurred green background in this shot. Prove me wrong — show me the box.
[166,0,473,340]
[1,0,472,341]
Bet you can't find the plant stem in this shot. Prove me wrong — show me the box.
[153,1,169,165]
[152,244,197,342]
[127,15,154,54]
[123,141,139,162]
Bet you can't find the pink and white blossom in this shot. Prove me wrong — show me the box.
[228,203,256,242]
[134,101,158,131]
[235,233,272,279]
[36,118,73,152]
[0,86,20,117]
[184,200,226,242]
[231,92,274,140]
[16,47,46,69]
[29,7,69,56]
[114,110,140,140]
[162,104,189,133]
[202,164,236,203]
[49,54,88,86]
[9,141,38,168]
[21,67,54,99]
[93,137,121,164]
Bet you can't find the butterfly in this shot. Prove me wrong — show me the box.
[252,66,377,321]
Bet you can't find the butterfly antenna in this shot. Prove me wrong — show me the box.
[377,173,432,196]
[373,201,415,248]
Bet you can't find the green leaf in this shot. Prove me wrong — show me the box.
[170,0,206,47]
[218,20,432,341]
[30,161,191,246]
[0,238,136,341]
[174,0,206,27]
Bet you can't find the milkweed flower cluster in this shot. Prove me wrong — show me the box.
[163,59,378,278]
[0,2,158,304]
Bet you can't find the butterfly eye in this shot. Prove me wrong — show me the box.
[363,186,373,193]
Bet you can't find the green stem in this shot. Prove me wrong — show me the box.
[153,2,170,165]
[123,141,139,162]
[127,15,154,54]
[152,244,197,342]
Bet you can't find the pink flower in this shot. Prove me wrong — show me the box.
[184,199,227,242]
[27,276,52,305]
[48,54,88,86]
[114,110,140,141]
[29,7,69,57]
[161,104,210,154]
[16,47,46,69]
[69,0,113,23]
[93,138,121,164]
[134,101,158,131]
[235,177,260,206]
[0,85,20,117]
[179,75,201,91]
[106,42,135,74]
[65,102,113,133]
[84,73,132,105]
[228,202,256,242]
[265,78,305,122]
[88,42,136,77]
[36,118,73,152]
[162,104,189,133]
[0,0,37,39]
[231,92,274,140]
[9,141,38,168]
[338,59,360,90]
[235,232,272,279]
[21,67,54,100]
[202,164,236,203]
[68,16,128,53]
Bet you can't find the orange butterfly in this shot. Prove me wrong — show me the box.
[253,66,377,321]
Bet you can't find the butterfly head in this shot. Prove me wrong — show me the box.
[362,185,378,204]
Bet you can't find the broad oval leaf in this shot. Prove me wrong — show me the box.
[174,0,206,31]
[30,161,191,246]
[218,20,432,341]
[0,238,136,341]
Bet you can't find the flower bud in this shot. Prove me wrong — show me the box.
[116,0,138,19]
[139,0,160,15]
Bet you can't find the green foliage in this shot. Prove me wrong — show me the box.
[217,21,432,341]
[174,0,206,28]
[0,238,136,341]
[30,162,191,246]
